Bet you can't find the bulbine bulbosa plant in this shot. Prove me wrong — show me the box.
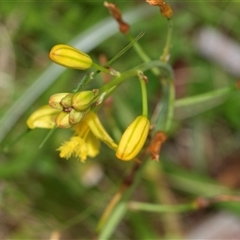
[27,0,173,163]
[24,1,240,239]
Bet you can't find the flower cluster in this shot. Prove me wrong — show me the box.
[27,43,150,162]
[48,90,97,128]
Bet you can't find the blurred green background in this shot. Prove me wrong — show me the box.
[1,1,240,239]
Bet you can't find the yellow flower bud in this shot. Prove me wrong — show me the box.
[60,93,73,108]
[49,44,93,70]
[69,109,83,125]
[55,111,71,128]
[49,93,69,110]
[72,91,95,111]
[116,115,150,161]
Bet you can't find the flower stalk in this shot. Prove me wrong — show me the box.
[138,71,148,117]
[160,18,173,62]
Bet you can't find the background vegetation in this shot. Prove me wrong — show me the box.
[0,1,240,239]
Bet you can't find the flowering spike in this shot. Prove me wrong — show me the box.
[116,115,150,161]
[49,44,93,70]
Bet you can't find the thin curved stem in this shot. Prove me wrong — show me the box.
[160,18,173,62]
[99,60,173,96]
[138,71,148,117]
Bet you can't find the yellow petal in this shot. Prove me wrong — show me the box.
[84,111,117,150]
[58,136,80,159]
[74,120,90,138]
[27,105,60,129]
[75,140,88,162]
[116,115,150,161]
[86,131,100,158]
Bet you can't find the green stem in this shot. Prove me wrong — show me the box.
[175,86,235,108]
[154,78,175,133]
[160,19,173,62]
[107,32,145,66]
[126,33,151,62]
[99,60,173,96]
[156,162,183,238]
[126,33,160,76]
[128,201,195,213]
[92,62,111,74]
[138,71,148,117]
[97,160,148,239]
[39,127,56,149]
[93,60,173,117]
[73,72,96,93]
[73,33,145,93]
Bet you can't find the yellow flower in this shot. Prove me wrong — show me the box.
[58,123,100,162]
[27,104,117,162]
[27,105,59,129]
[57,111,117,162]
[49,44,93,70]
[116,115,150,161]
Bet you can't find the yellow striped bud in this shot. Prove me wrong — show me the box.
[49,93,69,110]
[116,115,150,161]
[55,111,71,128]
[72,91,95,111]
[49,44,93,70]
[60,93,73,108]
[69,109,83,125]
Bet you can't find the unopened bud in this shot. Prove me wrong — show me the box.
[49,93,69,110]
[49,44,93,70]
[69,109,83,125]
[60,93,73,108]
[55,111,71,128]
[72,91,95,111]
[116,115,150,161]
